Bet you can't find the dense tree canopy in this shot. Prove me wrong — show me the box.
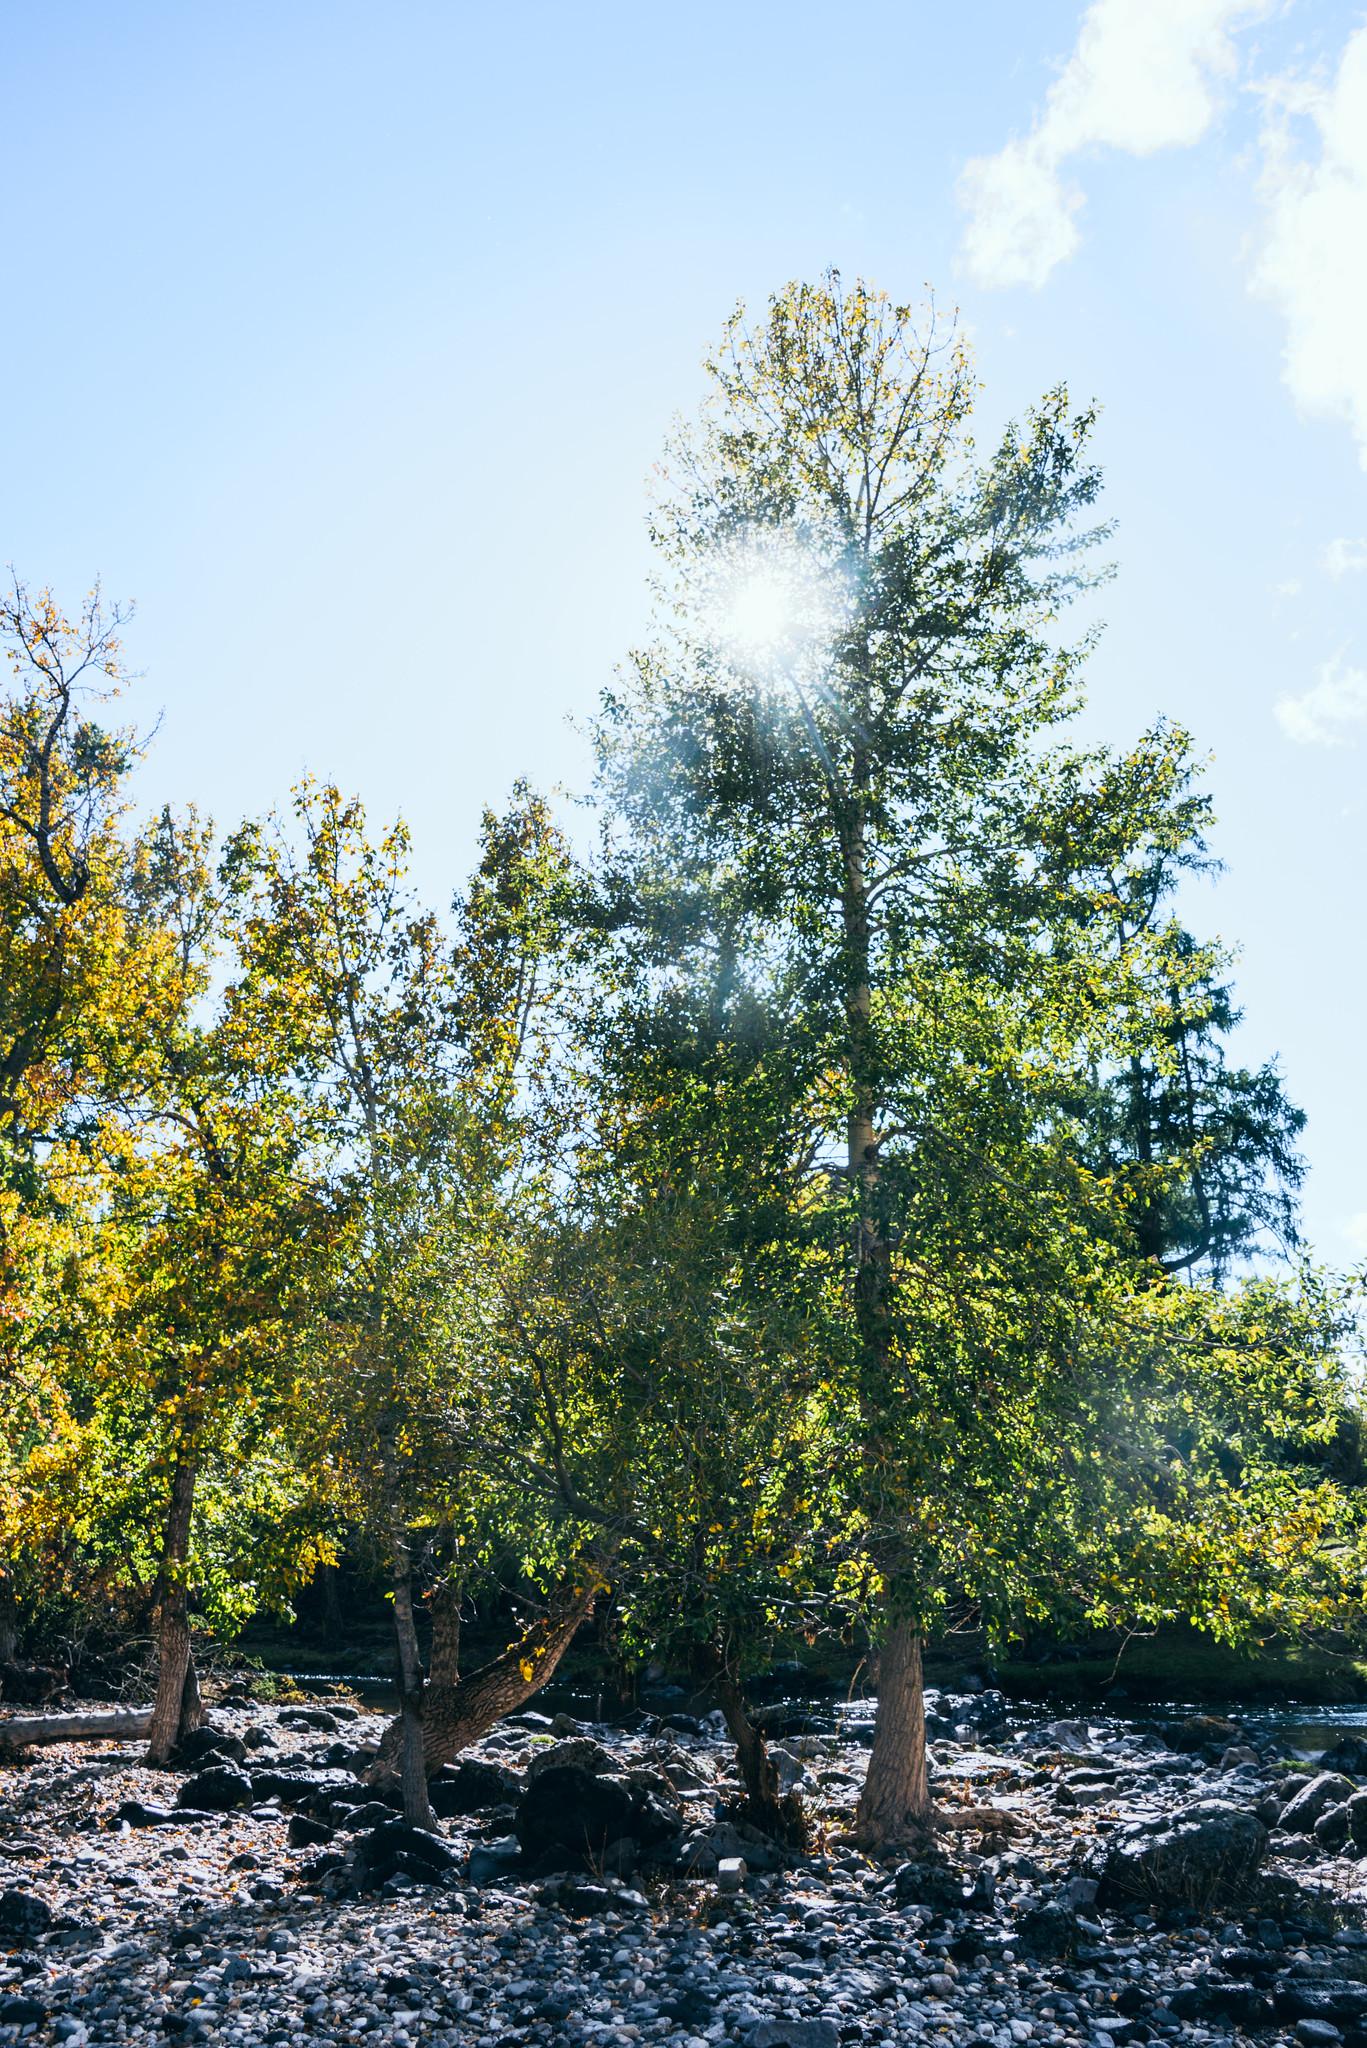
[0,275,1360,1848]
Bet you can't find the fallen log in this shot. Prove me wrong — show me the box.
[0,1707,153,1752]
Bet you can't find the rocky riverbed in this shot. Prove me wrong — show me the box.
[4,1683,1367,2048]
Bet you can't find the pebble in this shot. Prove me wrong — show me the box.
[3,1691,1366,2047]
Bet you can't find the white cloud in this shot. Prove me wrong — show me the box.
[958,0,1267,289]
[1253,26,1367,466]
[1274,654,1367,745]
[1326,537,1367,577]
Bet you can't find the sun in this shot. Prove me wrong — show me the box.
[724,570,796,656]
[705,531,850,675]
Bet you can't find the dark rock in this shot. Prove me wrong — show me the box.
[940,1688,1009,1734]
[1275,1981,1367,2025]
[1294,2021,1344,2048]
[287,1815,335,1848]
[1215,1946,1277,1982]
[277,1707,340,1733]
[1280,1773,1356,1835]
[0,1996,46,2026]
[0,1890,52,1943]
[114,1799,179,1828]
[177,1765,254,1812]
[248,1768,357,1809]
[1170,1980,1276,2026]
[468,1837,522,1884]
[1321,1737,1367,1778]
[352,1819,461,1885]
[1096,1800,1267,1910]
[525,1736,616,1783]
[334,1800,396,1833]
[1315,1802,1352,1852]
[516,1765,681,1869]
[171,1726,247,1769]
[660,1712,705,1736]
[1162,1714,1241,1755]
[893,1857,976,1913]
[1015,1901,1080,1957]
[745,2021,839,2048]
[428,1758,521,1816]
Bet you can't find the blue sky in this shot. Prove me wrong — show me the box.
[5,1,1364,1261]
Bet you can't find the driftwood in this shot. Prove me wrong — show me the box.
[0,1707,153,1752]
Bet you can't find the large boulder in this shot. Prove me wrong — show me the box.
[172,1725,246,1769]
[1279,1772,1356,1835]
[1169,1980,1275,2028]
[1096,1800,1267,1911]
[516,1765,682,1870]
[1319,1735,1367,1778]
[351,1819,461,1887]
[176,1765,254,1812]
[429,1757,522,1816]
[0,1889,52,1943]
[525,1736,617,1783]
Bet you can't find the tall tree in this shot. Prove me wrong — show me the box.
[593,273,1340,1843]
[227,780,596,1810]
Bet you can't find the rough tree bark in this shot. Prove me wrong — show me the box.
[383,1460,435,1828]
[0,1581,18,1668]
[145,1457,205,1765]
[841,785,934,1845]
[854,1616,931,1845]
[427,1581,462,1691]
[367,1572,600,1783]
[709,1660,809,1848]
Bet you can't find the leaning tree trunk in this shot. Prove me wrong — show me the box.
[710,1661,809,1849]
[367,1571,601,1783]
[854,1613,931,1845]
[145,1458,205,1766]
[428,1581,462,1691]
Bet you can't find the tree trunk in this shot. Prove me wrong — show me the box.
[385,1487,435,1828]
[367,1571,600,1783]
[146,1458,205,1766]
[855,1614,932,1845]
[428,1581,462,1690]
[319,1562,344,1641]
[711,1662,809,1848]
[1,1707,155,1751]
[0,1580,18,1667]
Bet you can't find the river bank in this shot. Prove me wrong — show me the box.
[4,1682,1367,2048]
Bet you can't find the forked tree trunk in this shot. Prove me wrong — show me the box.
[855,1615,932,1845]
[711,1662,809,1849]
[428,1581,462,1691]
[367,1572,600,1783]
[146,1458,205,1766]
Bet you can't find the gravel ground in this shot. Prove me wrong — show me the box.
[3,1689,1366,2048]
